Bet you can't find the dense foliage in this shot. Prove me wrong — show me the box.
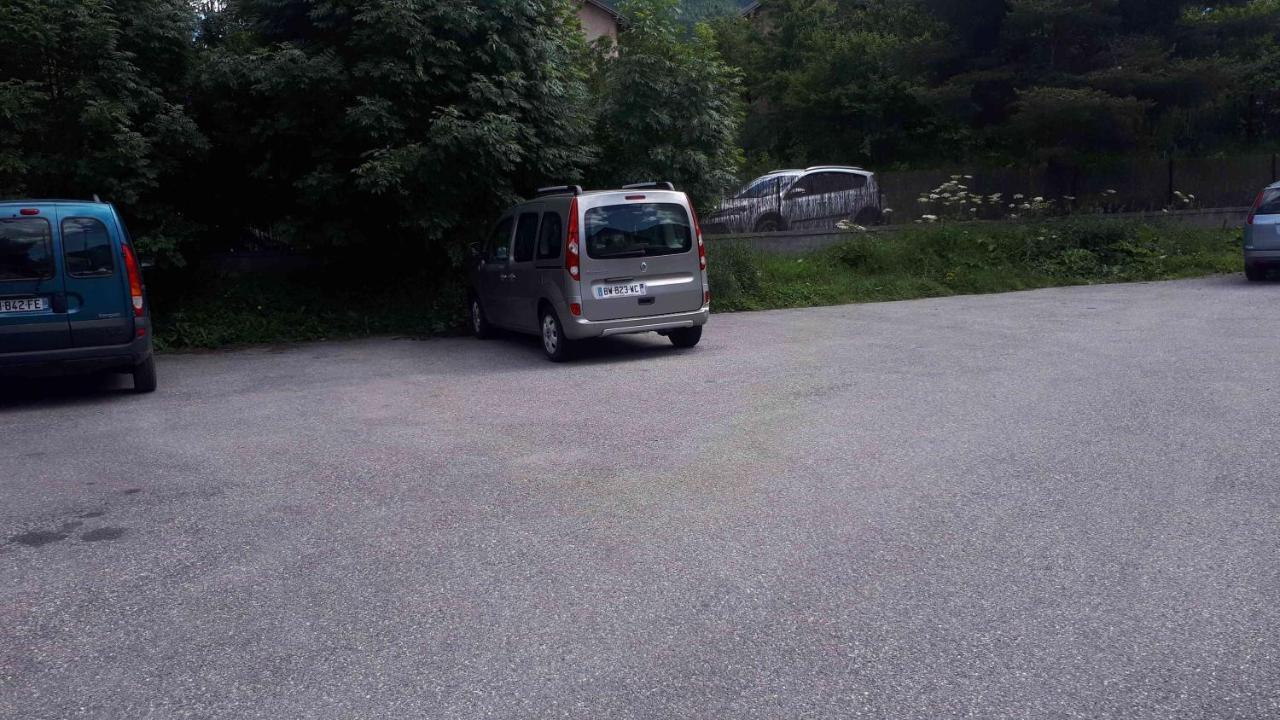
[192,0,597,266]
[0,0,743,265]
[592,0,744,209]
[711,0,1280,169]
[0,0,206,262]
[2,0,1277,269]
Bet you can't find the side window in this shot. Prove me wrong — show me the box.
[791,173,832,196]
[513,212,539,263]
[536,212,563,261]
[808,173,843,196]
[825,174,861,193]
[485,218,513,263]
[62,217,115,277]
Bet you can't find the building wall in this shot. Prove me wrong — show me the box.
[577,2,618,44]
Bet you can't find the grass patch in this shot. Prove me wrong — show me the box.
[150,219,1241,350]
[151,271,466,350]
[708,219,1243,312]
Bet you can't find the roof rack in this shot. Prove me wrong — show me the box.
[621,181,675,191]
[803,165,864,172]
[536,185,583,197]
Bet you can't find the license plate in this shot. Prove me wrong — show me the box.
[0,297,48,313]
[594,282,647,299]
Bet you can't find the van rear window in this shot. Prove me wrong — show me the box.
[0,218,54,281]
[584,203,692,259]
[1257,189,1280,215]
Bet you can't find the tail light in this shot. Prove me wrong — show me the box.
[121,244,145,317]
[565,197,580,281]
[691,204,706,271]
[1248,191,1264,225]
[690,201,709,306]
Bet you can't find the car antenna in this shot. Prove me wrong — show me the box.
[92,193,102,203]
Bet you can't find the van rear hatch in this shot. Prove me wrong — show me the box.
[1248,188,1280,250]
[1,210,71,352]
[579,197,703,321]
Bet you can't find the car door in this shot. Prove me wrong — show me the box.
[782,173,832,230]
[501,210,542,332]
[59,206,133,347]
[0,206,71,353]
[478,217,514,328]
[791,172,863,229]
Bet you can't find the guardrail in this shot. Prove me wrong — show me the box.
[704,207,1249,254]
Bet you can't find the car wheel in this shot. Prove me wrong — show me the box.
[854,206,883,226]
[668,326,702,349]
[470,295,492,338]
[132,355,157,393]
[1245,264,1266,282]
[540,309,573,362]
[753,216,784,233]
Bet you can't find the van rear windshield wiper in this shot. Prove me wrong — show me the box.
[592,249,646,258]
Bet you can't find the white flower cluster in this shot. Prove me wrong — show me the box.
[915,176,1001,222]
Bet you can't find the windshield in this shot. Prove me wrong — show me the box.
[584,203,693,259]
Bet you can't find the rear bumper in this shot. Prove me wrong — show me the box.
[1244,249,1280,266]
[566,306,709,340]
[0,333,152,375]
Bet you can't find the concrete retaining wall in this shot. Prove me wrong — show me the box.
[705,207,1250,255]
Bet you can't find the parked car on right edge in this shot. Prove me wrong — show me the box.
[702,165,882,234]
[1244,182,1280,281]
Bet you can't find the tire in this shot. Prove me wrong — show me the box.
[668,326,702,349]
[132,355,157,393]
[539,308,574,362]
[854,206,883,226]
[470,295,492,338]
[1245,264,1266,282]
[753,216,785,233]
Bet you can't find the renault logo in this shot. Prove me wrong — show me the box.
[640,262,648,273]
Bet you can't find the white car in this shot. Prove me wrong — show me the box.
[703,166,882,234]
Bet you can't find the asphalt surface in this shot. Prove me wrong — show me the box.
[2,276,1278,719]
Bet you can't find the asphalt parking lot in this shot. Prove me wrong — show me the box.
[2,276,1278,719]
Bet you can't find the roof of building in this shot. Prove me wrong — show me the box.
[583,0,622,18]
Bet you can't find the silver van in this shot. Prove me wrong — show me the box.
[468,183,709,361]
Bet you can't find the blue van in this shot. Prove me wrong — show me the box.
[0,200,156,392]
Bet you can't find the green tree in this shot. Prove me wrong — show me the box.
[194,0,595,261]
[0,0,205,262]
[592,0,744,209]
[718,0,955,169]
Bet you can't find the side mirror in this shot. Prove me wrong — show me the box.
[785,187,807,200]
[139,257,156,270]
